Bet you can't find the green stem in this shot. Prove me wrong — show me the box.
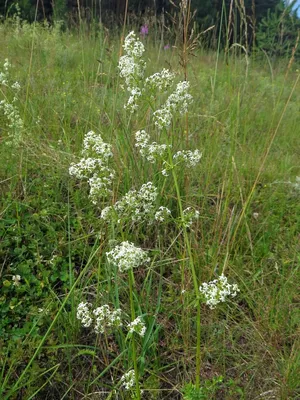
[168,148,201,389]
[128,269,141,400]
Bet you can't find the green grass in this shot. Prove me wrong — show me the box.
[0,19,300,400]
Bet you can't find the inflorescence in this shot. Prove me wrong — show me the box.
[106,241,150,273]
[0,59,24,146]
[120,370,136,390]
[199,274,240,309]
[77,302,147,339]
[69,130,115,204]
[135,130,171,163]
[101,182,158,223]
[128,316,146,337]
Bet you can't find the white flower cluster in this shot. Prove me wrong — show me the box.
[152,108,172,130]
[76,302,123,333]
[76,302,93,328]
[119,32,188,117]
[293,176,300,191]
[153,81,193,130]
[106,241,150,273]
[173,149,202,167]
[145,68,175,92]
[123,30,145,59]
[128,316,146,337]
[82,130,114,159]
[12,274,21,286]
[0,59,24,146]
[126,87,142,113]
[135,130,170,163]
[154,206,172,222]
[121,370,136,390]
[101,182,158,223]
[199,274,240,309]
[69,131,115,204]
[93,305,123,334]
[167,81,193,113]
[119,32,145,113]
[182,207,199,228]
[288,176,300,192]
[0,59,10,85]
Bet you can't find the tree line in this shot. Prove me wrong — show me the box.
[1,0,300,58]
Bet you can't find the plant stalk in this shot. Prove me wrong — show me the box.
[168,148,201,388]
[128,269,141,400]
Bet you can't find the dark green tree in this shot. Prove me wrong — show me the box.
[256,0,300,58]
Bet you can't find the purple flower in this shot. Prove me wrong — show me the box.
[164,44,170,50]
[140,24,149,37]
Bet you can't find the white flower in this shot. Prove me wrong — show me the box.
[0,59,10,86]
[166,81,193,113]
[123,31,145,58]
[77,302,123,333]
[135,130,170,163]
[100,206,113,220]
[82,130,113,159]
[77,302,93,327]
[11,81,21,91]
[106,241,150,273]
[0,59,23,146]
[12,275,21,286]
[182,207,199,228]
[101,182,158,223]
[154,206,171,222]
[128,316,146,337]
[145,68,175,92]
[135,129,150,148]
[69,157,105,179]
[0,72,8,86]
[125,87,142,113]
[161,168,169,177]
[199,274,240,309]
[88,171,115,204]
[93,305,123,334]
[173,149,202,167]
[69,131,115,203]
[153,81,193,130]
[4,58,11,70]
[291,176,300,192]
[153,107,172,130]
[118,32,145,111]
[121,369,136,390]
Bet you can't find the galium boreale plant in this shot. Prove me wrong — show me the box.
[70,31,240,395]
[106,241,150,399]
[119,31,204,389]
[118,31,240,391]
[69,130,115,204]
[76,296,147,398]
[0,59,24,146]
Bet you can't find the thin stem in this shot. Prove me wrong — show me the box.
[128,269,141,400]
[120,0,129,58]
[168,148,201,388]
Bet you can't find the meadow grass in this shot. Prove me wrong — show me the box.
[0,19,300,400]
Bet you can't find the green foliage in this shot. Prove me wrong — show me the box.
[1,0,36,21]
[182,377,223,399]
[52,0,67,22]
[256,0,300,58]
[0,171,92,341]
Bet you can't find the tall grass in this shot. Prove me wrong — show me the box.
[0,16,300,400]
